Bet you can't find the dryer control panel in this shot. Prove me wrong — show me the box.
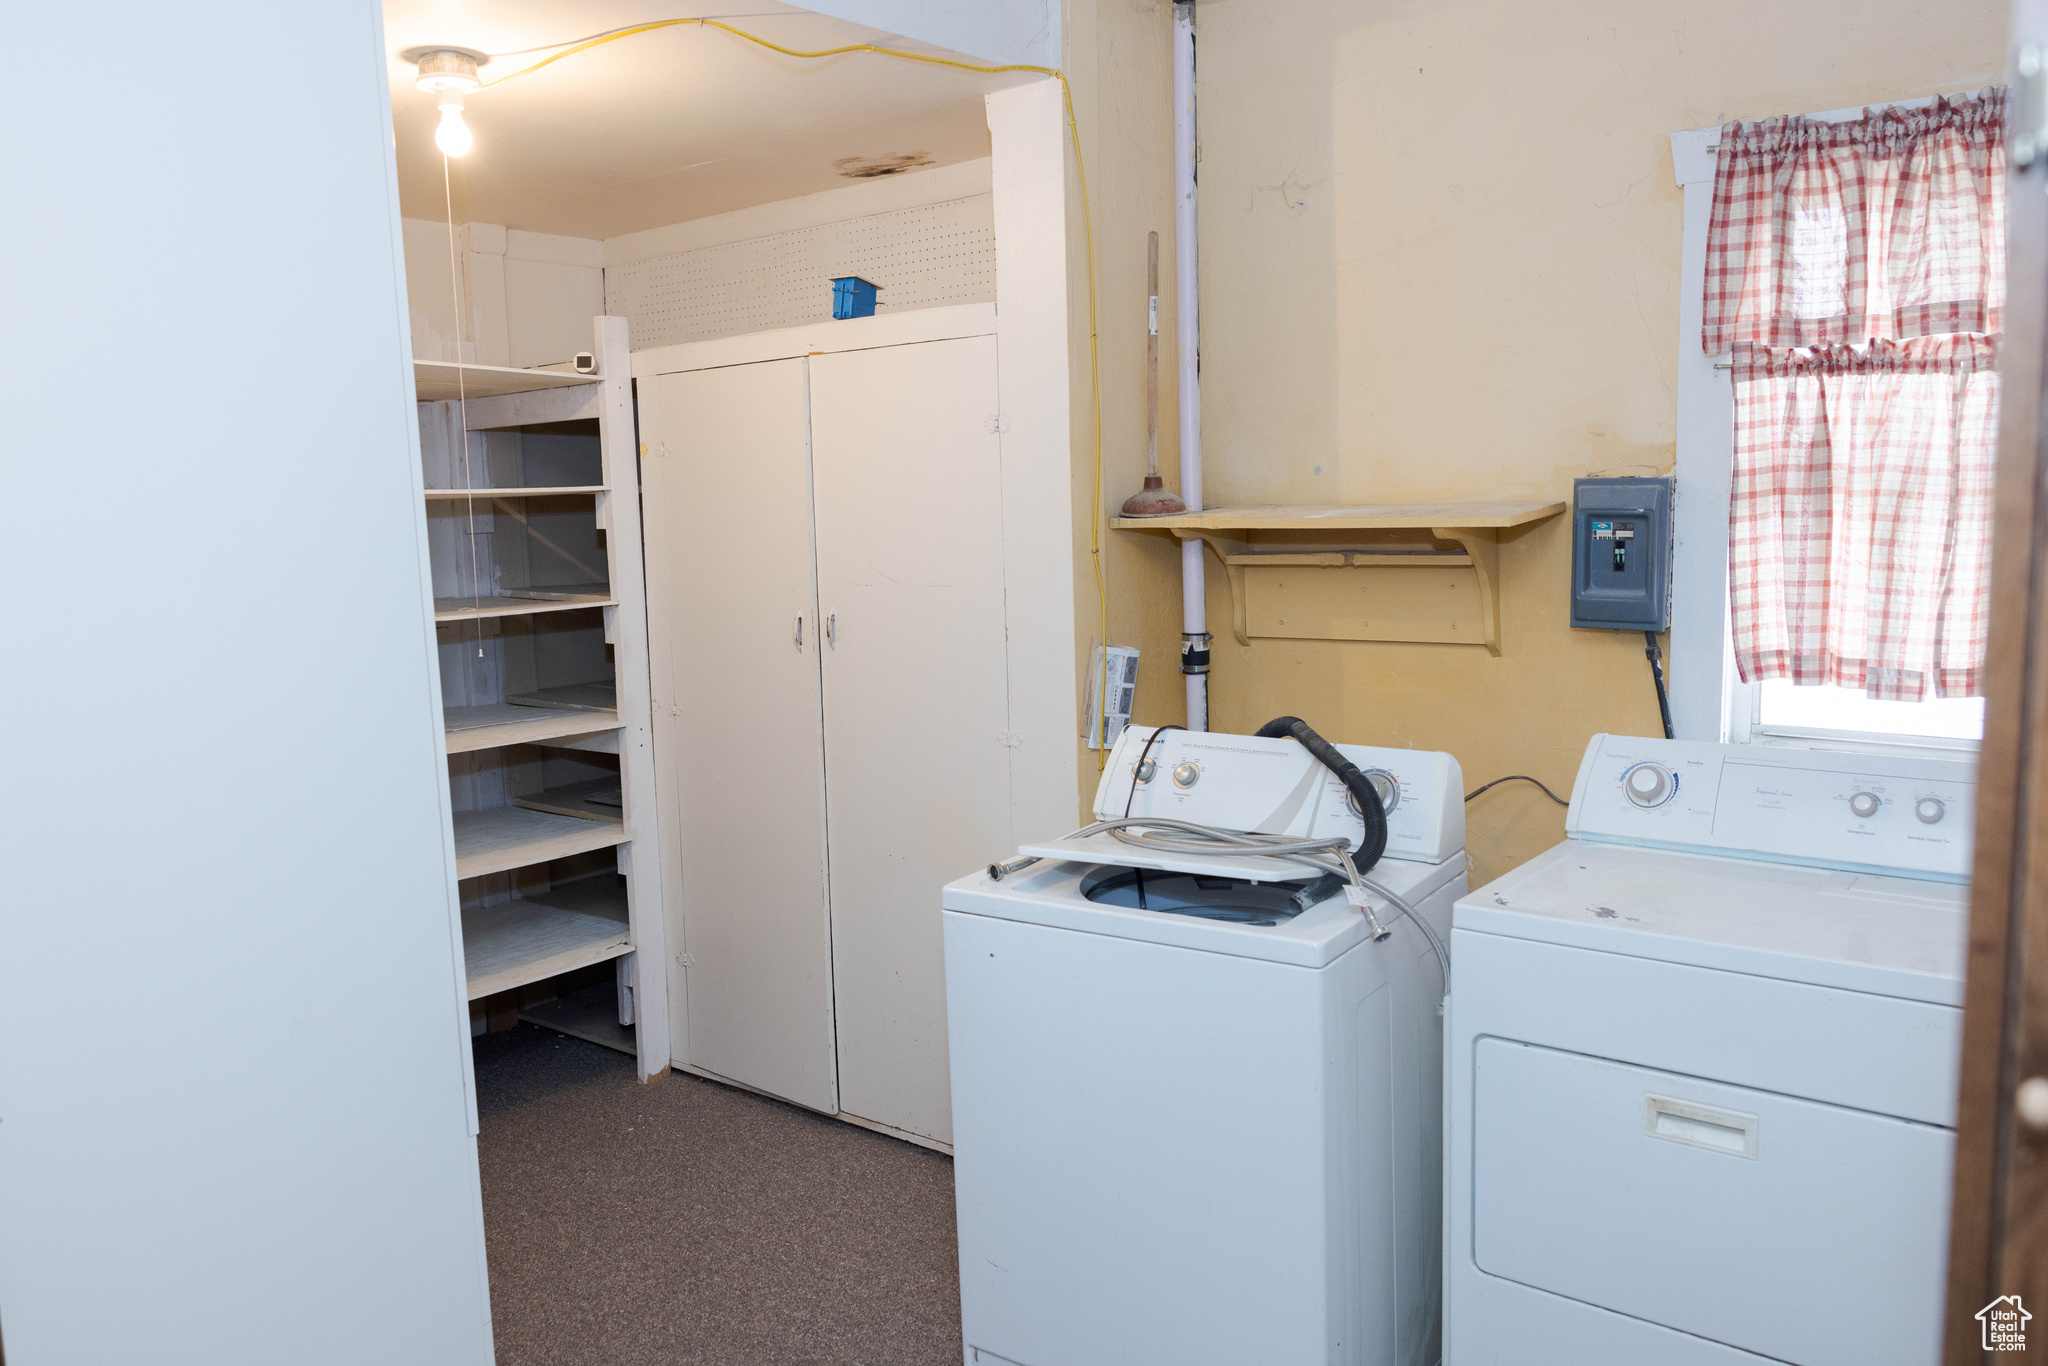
[1095,725,1464,864]
[1567,733,1976,881]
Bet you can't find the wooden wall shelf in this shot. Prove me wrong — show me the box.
[452,805,626,881]
[462,887,631,1001]
[425,486,607,500]
[433,591,613,622]
[443,702,622,755]
[414,360,599,403]
[1111,501,1566,656]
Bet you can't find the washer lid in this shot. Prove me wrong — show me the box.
[945,851,1461,968]
[1018,831,1331,883]
[1455,840,1967,1004]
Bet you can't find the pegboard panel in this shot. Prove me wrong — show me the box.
[605,195,997,349]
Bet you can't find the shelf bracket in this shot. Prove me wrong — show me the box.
[1430,526,1502,656]
[1169,529,1254,645]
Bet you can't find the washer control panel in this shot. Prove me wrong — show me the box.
[1568,733,1977,881]
[1095,725,1464,864]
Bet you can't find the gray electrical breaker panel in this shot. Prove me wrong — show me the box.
[1570,476,1673,631]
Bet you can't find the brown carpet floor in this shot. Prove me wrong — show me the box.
[474,1024,963,1366]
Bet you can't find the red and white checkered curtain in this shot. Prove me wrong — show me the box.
[1704,91,2005,352]
[1710,91,2005,702]
[1730,335,1998,700]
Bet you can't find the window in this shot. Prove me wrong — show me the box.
[1670,92,2002,753]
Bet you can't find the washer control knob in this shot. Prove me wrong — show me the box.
[1915,796,1946,825]
[1134,759,1157,784]
[1850,791,1882,819]
[1623,762,1674,808]
[1349,770,1400,816]
[1172,761,1201,789]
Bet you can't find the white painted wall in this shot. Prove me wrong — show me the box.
[405,160,996,360]
[603,158,992,265]
[0,2,494,1362]
[801,0,1057,68]
[404,218,604,367]
[985,81,1080,840]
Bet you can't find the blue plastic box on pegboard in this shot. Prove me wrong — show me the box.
[831,276,879,319]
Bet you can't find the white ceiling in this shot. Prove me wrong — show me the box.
[384,1,1018,240]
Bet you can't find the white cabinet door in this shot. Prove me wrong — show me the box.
[640,360,838,1113]
[811,335,1012,1144]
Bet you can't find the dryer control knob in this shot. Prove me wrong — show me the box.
[1915,797,1946,825]
[1624,763,1674,808]
[1850,791,1882,819]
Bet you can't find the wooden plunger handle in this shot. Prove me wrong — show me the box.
[1146,231,1160,478]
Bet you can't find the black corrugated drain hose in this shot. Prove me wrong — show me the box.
[1255,716,1388,873]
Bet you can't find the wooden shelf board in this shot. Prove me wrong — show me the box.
[424,486,606,500]
[415,361,600,403]
[503,582,610,602]
[514,777,624,823]
[434,592,612,622]
[507,681,617,714]
[462,892,632,1000]
[518,980,635,1055]
[444,703,622,755]
[453,805,625,880]
[1112,500,1565,532]
[1119,502,1567,657]
[524,873,630,923]
[1222,551,1473,568]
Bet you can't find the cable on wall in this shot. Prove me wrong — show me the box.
[1644,630,1675,740]
[1465,774,1569,807]
[469,18,1115,763]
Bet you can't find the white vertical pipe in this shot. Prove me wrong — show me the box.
[1173,0,1209,731]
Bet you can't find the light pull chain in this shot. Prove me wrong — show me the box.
[441,154,486,661]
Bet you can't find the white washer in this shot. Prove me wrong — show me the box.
[944,726,1468,1366]
[1446,734,1975,1366]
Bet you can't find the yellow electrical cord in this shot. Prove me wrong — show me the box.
[479,18,1115,767]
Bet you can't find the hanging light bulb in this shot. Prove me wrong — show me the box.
[414,49,482,158]
[434,92,474,157]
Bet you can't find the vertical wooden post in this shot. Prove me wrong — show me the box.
[1947,15,2048,1356]
[595,314,673,1081]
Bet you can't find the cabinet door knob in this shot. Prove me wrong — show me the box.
[794,614,805,649]
[826,612,837,648]
[2017,1077,2048,1131]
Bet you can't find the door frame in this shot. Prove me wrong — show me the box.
[1945,13,2048,1357]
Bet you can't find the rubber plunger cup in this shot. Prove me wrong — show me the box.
[1121,477,1187,517]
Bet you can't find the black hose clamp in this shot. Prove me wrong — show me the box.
[1180,631,1212,675]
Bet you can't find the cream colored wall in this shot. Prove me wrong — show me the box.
[1071,0,2005,882]
[1064,0,1190,822]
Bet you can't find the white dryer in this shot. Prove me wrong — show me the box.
[1446,734,1975,1366]
[944,725,1467,1366]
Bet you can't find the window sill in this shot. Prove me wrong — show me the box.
[1747,725,1980,758]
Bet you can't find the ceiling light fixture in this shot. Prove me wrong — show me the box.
[414,49,482,157]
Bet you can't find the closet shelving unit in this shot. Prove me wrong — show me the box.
[417,319,669,1079]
